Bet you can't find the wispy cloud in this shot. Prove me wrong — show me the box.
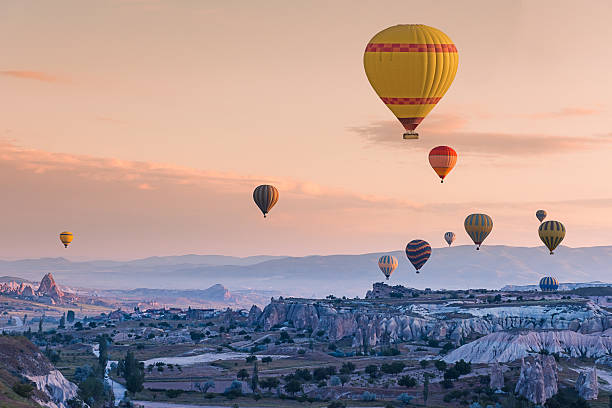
[0,70,67,84]
[349,114,612,156]
[527,107,601,119]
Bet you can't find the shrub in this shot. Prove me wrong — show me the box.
[12,382,35,398]
[398,375,417,388]
[381,361,405,374]
[397,393,414,404]
[165,389,183,398]
[327,402,346,408]
[361,391,376,401]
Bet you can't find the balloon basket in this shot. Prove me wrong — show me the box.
[403,132,419,140]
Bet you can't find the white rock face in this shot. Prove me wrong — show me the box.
[489,361,504,390]
[444,330,612,363]
[256,298,612,348]
[26,369,80,408]
[515,355,558,405]
[575,366,598,400]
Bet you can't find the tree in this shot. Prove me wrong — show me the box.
[365,364,378,378]
[261,356,272,365]
[434,360,447,372]
[67,310,75,323]
[398,375,417,388]
[454,359,472,375]
[59,313,66,329]
[121,351,144,393]
[260,377,280,392]
[251,362,259,392]
[98,338,108,375]
[284,379,302,396]
[38,317,43,333]
[419,359,429,368]
[237,368,249,381]
[340,362,356,374]
[339,374,350,386]
[381,361,405,374]
[423,373,430,405]
[444,366,460,381]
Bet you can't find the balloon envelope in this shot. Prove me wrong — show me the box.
[253,185,279,218]
[538,220,565,254]
[429,146,457,183]
[539,276,559,292]
[59,231,73,248]
[405,240,431,273]
[536,210,547,223]
[363,24,458,139]
[464,214,493,250]
[378,255,398,280]
[444,232,456,246]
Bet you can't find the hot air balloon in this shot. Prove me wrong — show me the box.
[378,255,398,280]
[405,240,431,273]
[536,210,547,223]
[253,185,279,218]
[429,146,457,183]
[538,220,565,254]
[363,24,458,139]
[59,231,73,248]
[539,276,559,292]
[464,214,493,250]
[444,232,456,247]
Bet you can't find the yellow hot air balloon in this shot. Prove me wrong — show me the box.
[464,214,493,250]
[538,221,565,255]
[364,24,458,139]
[59,231,73,248]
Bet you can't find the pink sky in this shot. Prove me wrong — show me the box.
[1,0,611,259]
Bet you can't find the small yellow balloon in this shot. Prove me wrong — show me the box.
[60,231,73,248]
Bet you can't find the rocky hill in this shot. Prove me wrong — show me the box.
[444,330,612,363]
[0,335,78,408]
[251,284,612,351]
[0,273,67,304]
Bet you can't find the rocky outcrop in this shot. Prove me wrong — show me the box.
[515,355,558,404]
[27,370,79,408]
[0,336,80,408]
[444,330,612,363]
[575,366,598,400]
[255,295,612,348]
[489,361,504,390]
[38,273,64,301]
[247,305,263,325]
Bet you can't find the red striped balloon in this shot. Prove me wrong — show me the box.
[428,146,457,183]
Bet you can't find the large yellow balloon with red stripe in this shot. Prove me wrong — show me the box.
[363,25,459,139]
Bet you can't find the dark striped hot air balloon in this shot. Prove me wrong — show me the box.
[444,232,456,247]
[539,276,559,292]
[464,214,493,250]
[253,185,279,218]
[378,255,398,280]
[536,210,547,223]
[429,146,457,183]
[538,220,565,254]
[405,240,431,273]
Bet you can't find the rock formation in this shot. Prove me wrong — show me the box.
[489,361,504,390]
[38,273,64,301]
[253,294,612,348]
[514,355,558,404]
[444,330,612,363]
[0,336,79,408]
[247,305,263,325]
[575,366,598,400]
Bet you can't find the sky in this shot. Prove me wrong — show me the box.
[1,0,611,260]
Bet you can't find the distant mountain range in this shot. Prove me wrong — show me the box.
[0,245,610,297]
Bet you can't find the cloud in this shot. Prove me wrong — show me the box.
[0,70,67,84]
[527,107,600,119]
[349,114,612,156]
